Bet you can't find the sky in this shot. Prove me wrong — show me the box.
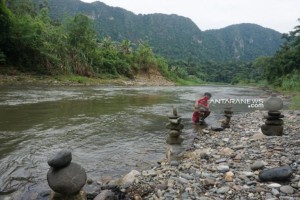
[80,0,300,33]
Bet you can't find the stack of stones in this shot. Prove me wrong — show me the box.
[166,107,184,145]
[221,105,233,128]
[261,94,284,136]
[165,107,185,162]
[47,150,87,200]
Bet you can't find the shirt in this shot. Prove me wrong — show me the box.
[197,96,209,107]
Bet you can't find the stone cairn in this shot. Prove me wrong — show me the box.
[221,105,233,128]
[166,106,184,145]
[261,94,284,136]
[47,150,87,200]
[165,107,184,162]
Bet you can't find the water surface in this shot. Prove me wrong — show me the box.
[0,85,265,198]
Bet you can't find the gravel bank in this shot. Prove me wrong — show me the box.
[113,109,300,200]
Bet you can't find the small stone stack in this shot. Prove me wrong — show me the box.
[221,105,233,128]
[261,94,284,136]
[166,107,184,145]
[165,107,185,162]
[47,150,87,200]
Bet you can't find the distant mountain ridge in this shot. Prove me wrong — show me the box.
[43,0,283,62]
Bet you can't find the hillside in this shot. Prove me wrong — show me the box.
[42,0,283,62]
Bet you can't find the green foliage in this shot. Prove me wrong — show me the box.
[44,0,282,62]
[252,18,300,91]
[281,72,300,91]
[1,0,186,80]
[289,95,300,110]
[0,49,5,63]
[0,0,12,59]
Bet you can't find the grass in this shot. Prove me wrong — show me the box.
[289,95,300,110]
[55,75,89,83]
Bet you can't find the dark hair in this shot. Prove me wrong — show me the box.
[204,92,212,98]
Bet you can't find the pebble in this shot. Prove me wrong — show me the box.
[217,165,230,172]
[216,186,230,194]
[251,160,265,170]
[280,185,294,194]
[82,110,300,199]
[267,183,281,188]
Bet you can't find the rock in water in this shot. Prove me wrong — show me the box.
[48,150,72,169]
[47,162,87,195]
[259,165,293,182]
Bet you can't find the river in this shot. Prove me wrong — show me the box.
[0,85,266,199]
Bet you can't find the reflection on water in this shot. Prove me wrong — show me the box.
[0,85,265,198]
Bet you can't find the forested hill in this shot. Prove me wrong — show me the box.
[43,0,283,62]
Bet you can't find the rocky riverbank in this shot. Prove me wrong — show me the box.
[84,109,300,200]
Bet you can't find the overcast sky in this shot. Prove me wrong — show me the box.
[80,0,300,33]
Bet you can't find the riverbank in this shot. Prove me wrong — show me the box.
[0,71,175,87]
[85,109,300,199]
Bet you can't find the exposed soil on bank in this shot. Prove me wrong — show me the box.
[0,69,175,87]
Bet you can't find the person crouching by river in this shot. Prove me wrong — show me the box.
[192,92,212,124]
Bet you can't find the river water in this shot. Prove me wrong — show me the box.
[0,85,266,199]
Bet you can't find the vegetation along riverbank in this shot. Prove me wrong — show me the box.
[1,0,299,106]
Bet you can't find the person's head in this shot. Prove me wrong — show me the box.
[204,92,212,99]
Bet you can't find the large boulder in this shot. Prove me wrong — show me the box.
[47,162,87,195]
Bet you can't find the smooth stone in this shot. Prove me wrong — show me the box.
[48,150,72,169]
[179,173,194,180]
[261,124,283,136]
[265,119,284,125]
[216,186,230,194]
[165,122,184,130]
[168,130,181,137]
[166,145,184,161]
[168,118,182,124]
[211,126,224,131]
[219,147,233,156]
[225,171,234,182]
[279,185,294,194]
[120,170,140,187]
[166,135,184,145]
[267,183,281,188]
[268,111,281,116]
[264,114,284,119]
[142,170,156,177]
[50,190,86,200]
[94,190,116,200]
[167,114,181,119]
[242,171,254,177]
[202,129,210,134]
[251,160,265,171]
[47,163,87,195]
[216,158,227,164]
[259,165,293,182]
[246,181,257,186]
[271,188,280,195]
[170,160,179,166]
[217,165,230,173]
[156,184,168,190]
[264,95,283,111]
[202,179,216,186]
